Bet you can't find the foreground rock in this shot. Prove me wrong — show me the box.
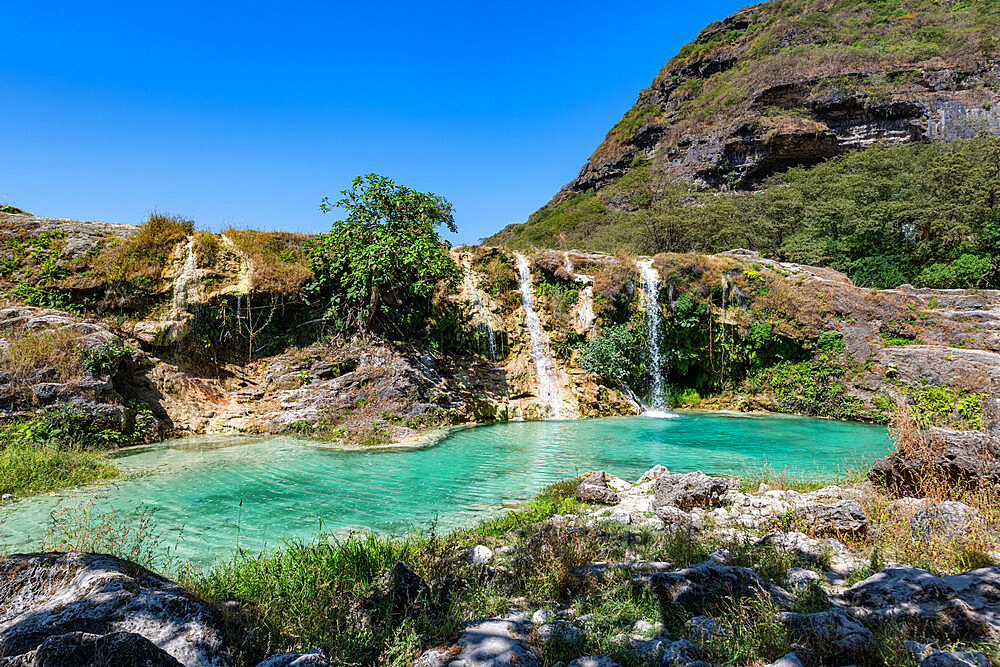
[0,552,231,667]
[653,471,733,511]
[575,472,620,505]
[844,564,1000,639]
[413,615,538,667]
[869,428,1000,493]
[0,552,334,667]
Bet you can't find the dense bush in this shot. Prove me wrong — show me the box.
[307,174,463,343]
[577,324,642,389]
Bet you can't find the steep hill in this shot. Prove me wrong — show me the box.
[489,0,1000,285]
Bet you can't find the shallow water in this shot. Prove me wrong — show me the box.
[0,412,890,567]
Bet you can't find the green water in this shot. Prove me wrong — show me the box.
[0,412,889,567]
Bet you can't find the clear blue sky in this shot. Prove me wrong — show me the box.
[0,1,749,245]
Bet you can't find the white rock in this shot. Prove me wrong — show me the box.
[468,545,494,566]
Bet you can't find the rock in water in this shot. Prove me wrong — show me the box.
[575,472,620,505]
[0,552,231,667]
[653,471,733,511]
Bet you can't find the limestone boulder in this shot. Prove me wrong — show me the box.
[575,472,620,505]
[844,564,1000,639]
[789,500,869,536]
[653,471,733,511]
[0,552,231,667]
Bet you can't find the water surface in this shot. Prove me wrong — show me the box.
[0,412,889,567]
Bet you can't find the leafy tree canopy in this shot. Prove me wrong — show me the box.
[308,174,461,339]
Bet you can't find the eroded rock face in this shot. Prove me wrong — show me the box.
[844,565,1000,639]
[0,552,232,667]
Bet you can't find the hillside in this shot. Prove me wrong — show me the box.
[488,0,1000,289]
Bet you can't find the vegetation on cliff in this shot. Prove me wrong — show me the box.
[492,137,1000,290]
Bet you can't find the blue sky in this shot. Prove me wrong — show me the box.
[0,1,750,245]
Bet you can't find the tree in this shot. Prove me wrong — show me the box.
[307,174,461,339]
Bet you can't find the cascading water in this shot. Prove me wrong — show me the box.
[171,236,200,318]
[638,259,668,412]
[515,253,563,419]
[563,252,595,335]
[462,258,498,361]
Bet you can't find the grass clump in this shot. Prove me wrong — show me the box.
[0,327,85,389]
[223,227,312,293]
[95,211,193,286]
[0,405,133,495]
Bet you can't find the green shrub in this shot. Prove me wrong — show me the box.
[916,253,992,289]
[82,340,132,376]
[578,324,642,390]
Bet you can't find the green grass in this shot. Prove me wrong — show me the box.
[0,442,119,495]
[0,405,142,496]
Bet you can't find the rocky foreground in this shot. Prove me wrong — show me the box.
[3,447,999,667]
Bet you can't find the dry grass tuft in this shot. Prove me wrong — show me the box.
[223,228,312,293]
[94,211,193,285]
[0,327,85,389]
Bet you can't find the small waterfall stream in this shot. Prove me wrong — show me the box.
[638,259,667,410]
[171,236,200,318]
[515,253,563,419]
[563,252,595,334]
[462,258,498,361]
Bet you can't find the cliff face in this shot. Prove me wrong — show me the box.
[549,0,1000,199]
[3,212,999,444]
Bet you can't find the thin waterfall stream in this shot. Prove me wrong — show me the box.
[563,252,595,335]
[515,253,563,419]
[171,236,201,318]
[462,258,497,361]
[638,259,668,411]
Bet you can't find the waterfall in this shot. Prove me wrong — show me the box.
[462,258,498,361]
[171,236,200,318]
[563,252,595,335]
[515,253,563,419]
[638,259,667,411]
[720,276,728,385]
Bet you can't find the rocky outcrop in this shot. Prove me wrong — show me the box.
[844,565,1000,639]
[543,2,1000,200]
[869,428,1000,493]
[0,552,232,667]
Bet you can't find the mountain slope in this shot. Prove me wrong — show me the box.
[490,0,1000,258]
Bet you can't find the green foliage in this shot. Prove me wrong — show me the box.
[577,324,642,389]
[0,405,131,495]
[902,384,987,429]
[308,174,462,341]
[752,360,862,419]
[0,204,27,214]
[82,340,132,376]
[495,136,1000,290]
[9,281,77,312]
